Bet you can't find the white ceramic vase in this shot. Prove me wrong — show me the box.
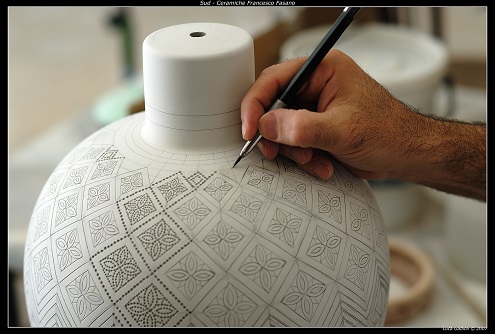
[23,23,390,327]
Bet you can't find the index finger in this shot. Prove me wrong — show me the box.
[240,58,307,140]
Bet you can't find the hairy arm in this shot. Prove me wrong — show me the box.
[242,51,486,202]
[389,106,486,201]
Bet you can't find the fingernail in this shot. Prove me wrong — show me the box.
[242,123,247,140]
[259,113,278,140]
[315,163,331,180]
[286,147,310,164]
[258,140,278,160]
[257,140,266,155]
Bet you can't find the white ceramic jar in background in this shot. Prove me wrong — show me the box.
[445,195,486,283]
[443,89,486,283]
[280,23,450,229]
[280,23,450,116]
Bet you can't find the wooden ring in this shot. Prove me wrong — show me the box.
[385,237,435,325]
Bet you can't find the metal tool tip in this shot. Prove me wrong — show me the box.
[232,156,242,168]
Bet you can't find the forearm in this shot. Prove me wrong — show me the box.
[392,108,486,201]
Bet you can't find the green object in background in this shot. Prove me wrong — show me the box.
[93,8,143,126]
[109,7,135,79]
[92,79,144,126]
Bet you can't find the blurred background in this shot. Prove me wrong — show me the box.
[8,7,486,327]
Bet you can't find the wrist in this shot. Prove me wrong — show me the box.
[393,111,486,201]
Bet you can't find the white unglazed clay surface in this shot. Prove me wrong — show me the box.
[23,23,390,327]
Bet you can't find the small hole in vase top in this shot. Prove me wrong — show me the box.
[190,32,206,38]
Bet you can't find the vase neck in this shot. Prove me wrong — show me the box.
[140,108,244,153]
[140,22,254,153]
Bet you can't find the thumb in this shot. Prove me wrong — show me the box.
[258,108,333,150]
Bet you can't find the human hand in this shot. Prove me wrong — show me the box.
[241,49,419,181]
